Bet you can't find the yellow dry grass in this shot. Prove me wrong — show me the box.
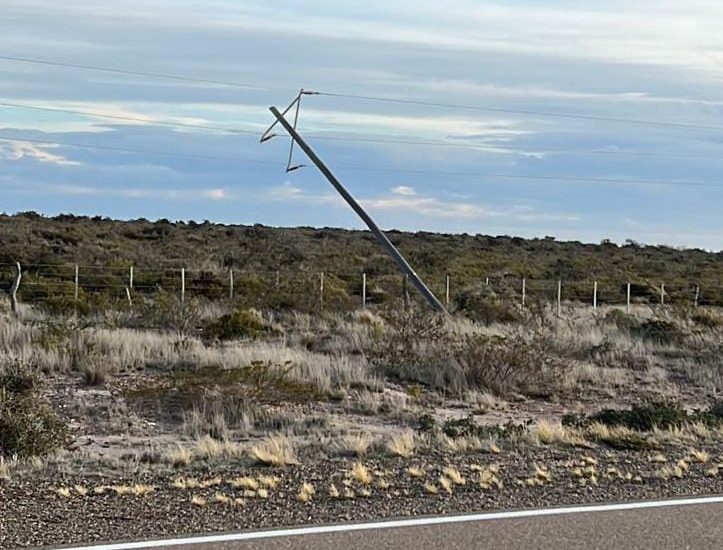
[297,482,315,502]
[350,462,372,485]
[386,431,416,458]
[250,435,298,467]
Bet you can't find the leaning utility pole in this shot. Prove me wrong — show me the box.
[264,101,447,314]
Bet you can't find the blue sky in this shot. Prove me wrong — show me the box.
[1,1,723,250]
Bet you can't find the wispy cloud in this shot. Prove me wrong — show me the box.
[0,141,82,166]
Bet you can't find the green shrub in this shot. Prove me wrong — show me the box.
[588,400,688,431]
[603,309,639,332]
[0,362,70,457]
[456,287,521,325]
[204,308,268,340]
[630,319,684,346]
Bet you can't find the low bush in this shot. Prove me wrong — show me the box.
[456,287,522,325]
[630,319,684,346]
[204,308,268,341]
[0,362,70,457]
[564,400,720,433]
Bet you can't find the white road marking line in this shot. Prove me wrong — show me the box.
[60,495,723,550]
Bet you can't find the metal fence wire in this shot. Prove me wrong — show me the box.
[1,262,720,312]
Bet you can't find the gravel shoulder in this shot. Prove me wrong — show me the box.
[3,444,722,549]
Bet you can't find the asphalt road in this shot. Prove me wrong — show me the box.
[62,496,723,550]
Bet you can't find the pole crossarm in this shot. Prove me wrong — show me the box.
[266,105,447,314]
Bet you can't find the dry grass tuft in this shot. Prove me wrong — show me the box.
[250,435,298,467]
[407,466,425,478]
[658,465,685,480]
[329,484,340,498]
[74,484,88,496]
[230,476,258,491]
[333,433,373,457]
[350,462,372,485]
[649,452,667,464]
[199,477,223,488]
[442,466,465,485]
[386,430,416,458]
[213,492,231,505]
[56,487,72,498]
[424,482,438,495]
[297,482,315,502]
[132,484,155,496]
[191,495,207,507]
[257,475,280,489]
[535,420,585,446]
[534,464,552,482]
[172,477,200,490]
[195,436,244,460]
[111,485,134,496]
[439,475,453,494]
[163,444,193,467]
[690,450,710,464]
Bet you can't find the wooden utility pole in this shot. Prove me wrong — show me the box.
[267,106,447,314]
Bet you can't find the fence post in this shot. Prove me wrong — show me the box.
[362,272,367,309]
[593,281,598,310]
[9,261,21,316]
[660,283,665,306]
[181,267,186,304]
[694,285,700,308]
[229,268,234,300]
[557,279,562,316]
[485,276,489,286]
[402,274,410,310]
[129,265,134,290]
[319,272,325,310]
[521,278,526,309]
[74,264,79,301]
[445,275,450,307]
[626,282,631,313]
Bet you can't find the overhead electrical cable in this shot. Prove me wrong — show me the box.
[3,53,723,133]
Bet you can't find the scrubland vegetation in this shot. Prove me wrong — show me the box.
[1,214,722,547]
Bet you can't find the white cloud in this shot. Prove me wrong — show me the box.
[203,188,226,200]
[0,141,81,166]
[391,185,416,196]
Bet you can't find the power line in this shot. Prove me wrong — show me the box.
[0,134,275,164]
[7,99,723,163]
[0,54,295,94]
[0,101,261,135]
[4,53,723,133]
[316,91,723,133]
[1,134,723,189]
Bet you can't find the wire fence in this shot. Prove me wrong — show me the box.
[1,261,721,313]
